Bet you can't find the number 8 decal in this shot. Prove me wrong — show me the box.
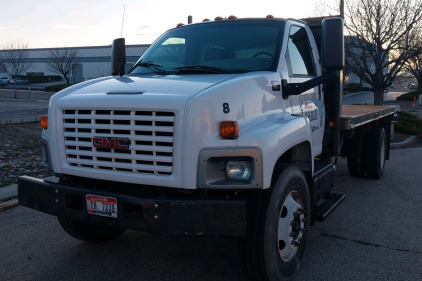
[223,102,230,114]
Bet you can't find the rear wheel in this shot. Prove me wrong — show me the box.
[243,164,310,280]
[365,127,387,179]
[347,131,365,177]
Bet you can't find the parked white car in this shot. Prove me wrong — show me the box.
[0,73,10,85]
[10,78,30,84]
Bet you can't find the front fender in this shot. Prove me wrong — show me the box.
[236,113,313,189]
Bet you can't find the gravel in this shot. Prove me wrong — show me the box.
[0,122,54,188]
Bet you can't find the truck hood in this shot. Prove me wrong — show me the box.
[52,74,239,101]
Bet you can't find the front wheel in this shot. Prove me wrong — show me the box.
[57,176,126,243]
[58,217,125,243]
[243,164,310,280]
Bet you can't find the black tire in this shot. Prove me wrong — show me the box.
[243,164,310,281]
[346,131,365,177]
[57,176,125,243]
[365,127,387,179]
[58,217,125,243]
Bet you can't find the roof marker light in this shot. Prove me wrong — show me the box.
[214,16,223,20]
[228,15,237,19]
[266,14,274,18]
[202,18,210,22]
[176,23,184,27]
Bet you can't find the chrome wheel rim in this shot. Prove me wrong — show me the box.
[380,137,386,168]
[277,190,305,262]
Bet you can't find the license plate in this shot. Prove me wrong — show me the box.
[86,194,117,218]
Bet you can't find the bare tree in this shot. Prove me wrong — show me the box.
[345,0,422,105]
[0,40,32,98]
[406,56,422,91]
[313,0,422,105]
[48,48,80,84]
[312,0,341,17]
[405,33,422,91]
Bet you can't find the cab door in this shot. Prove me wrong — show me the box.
[284,22,324,156]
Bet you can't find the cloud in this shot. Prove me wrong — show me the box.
[135,25,153,36]
[0,26,19,30]
[54,25,101,30]
[137,26,152,30]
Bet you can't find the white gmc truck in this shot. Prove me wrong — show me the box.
[19,16,395,280]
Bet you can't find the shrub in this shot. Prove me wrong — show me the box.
[45,84,73,92]
[395,111,422,135]
[344,83,373,93]
[16,75,62,83]
[396,90,422,101]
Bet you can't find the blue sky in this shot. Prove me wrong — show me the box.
[0,0,320,48]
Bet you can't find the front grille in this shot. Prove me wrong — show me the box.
[62,109,175,175]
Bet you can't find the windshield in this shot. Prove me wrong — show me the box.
[129,20,285,75]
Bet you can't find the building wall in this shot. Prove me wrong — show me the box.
[8,44,149,83]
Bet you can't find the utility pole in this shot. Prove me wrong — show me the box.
[340,0,344,19]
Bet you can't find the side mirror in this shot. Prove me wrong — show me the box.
[111,38,126,76]
[321,18,344,71]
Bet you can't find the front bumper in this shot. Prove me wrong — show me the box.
[18,176,247,237]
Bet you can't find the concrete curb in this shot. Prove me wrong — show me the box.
[0,115,44,125]
[390,136,417,149]
[0,184,18,202]
[0,98,49,101]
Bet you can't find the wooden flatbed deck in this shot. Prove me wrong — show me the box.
[340,105,396,130]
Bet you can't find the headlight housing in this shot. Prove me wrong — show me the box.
[197,148,262,189]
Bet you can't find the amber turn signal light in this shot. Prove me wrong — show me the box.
[220,121,238,139]
[40,115,48,129]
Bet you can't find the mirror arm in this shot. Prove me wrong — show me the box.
[281,71,337,99]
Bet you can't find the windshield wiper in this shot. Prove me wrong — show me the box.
[131,62,167,75]
[174,65,231,74]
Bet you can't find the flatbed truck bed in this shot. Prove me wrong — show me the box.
[340,105,396,130]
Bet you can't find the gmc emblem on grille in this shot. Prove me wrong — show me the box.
[93,137,130,149]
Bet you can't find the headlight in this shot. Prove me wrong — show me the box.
[226,161,251,181]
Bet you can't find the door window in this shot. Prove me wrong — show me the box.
[286,26,315,76]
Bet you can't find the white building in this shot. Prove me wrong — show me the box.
[0,44,149,83]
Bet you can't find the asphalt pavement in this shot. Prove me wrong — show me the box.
[0,88,53,124]
[1,148,421,280]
